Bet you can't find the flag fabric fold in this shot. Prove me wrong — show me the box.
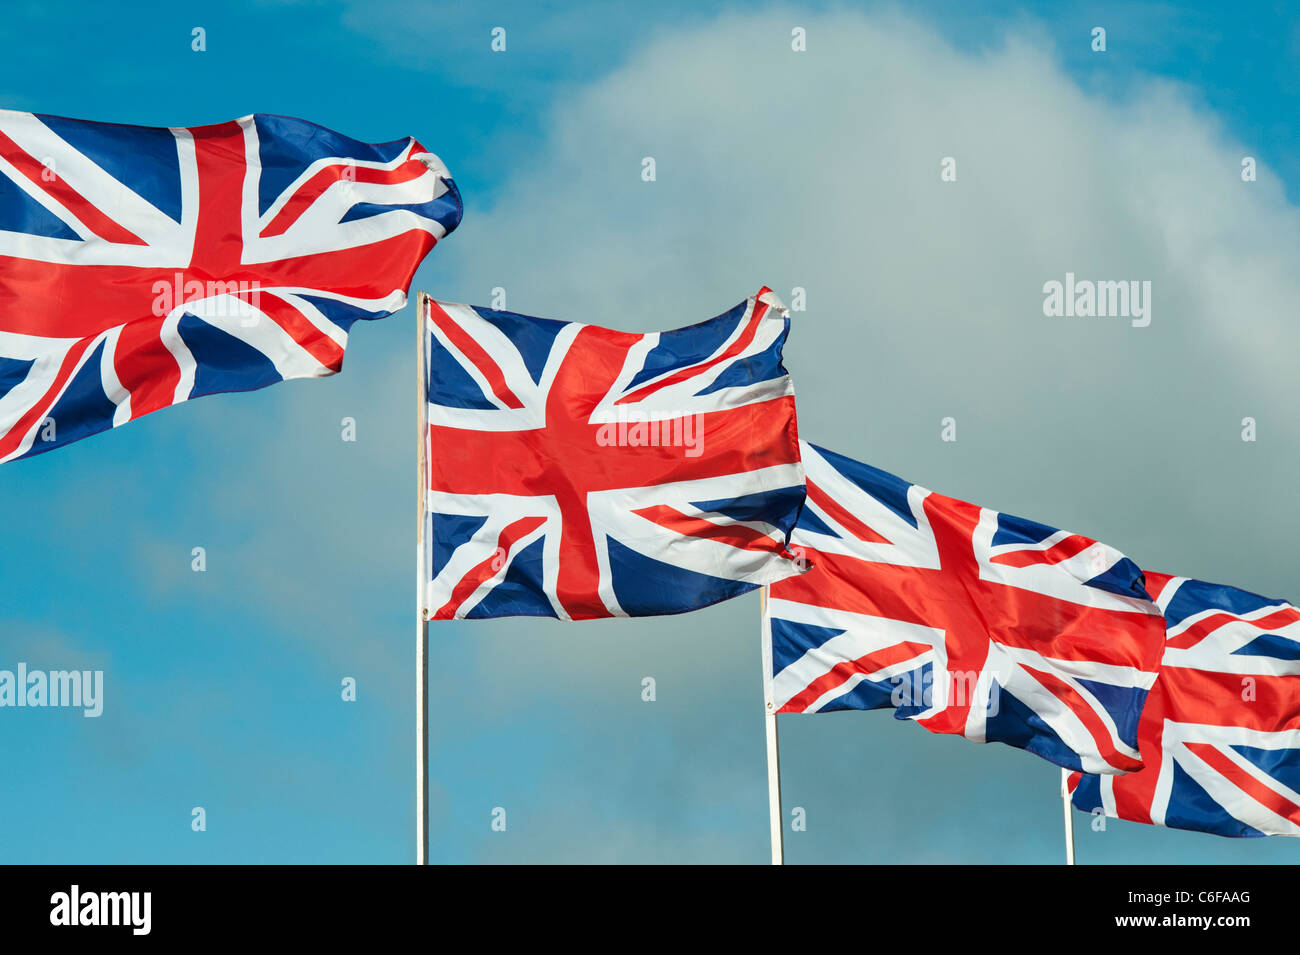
[0,110,461,463]
[422,287,808,621]
[1069,572,1300,837]
[766,441,1166,775]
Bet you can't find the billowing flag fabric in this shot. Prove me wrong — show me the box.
[422,287,807,621]
[0,110,461,463]
[765,442,1166,775]
[1069,572,1300,836]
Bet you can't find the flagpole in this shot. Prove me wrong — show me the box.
[760,585,785,865]
[415,291,430,866]
[1061,767,1075,865]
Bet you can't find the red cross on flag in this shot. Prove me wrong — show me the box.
[420,288,809,621]
[0,110,460,463]
[766,442,1166,775]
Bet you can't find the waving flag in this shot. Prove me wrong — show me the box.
[1069,573,1300,836]
[0,110,461,463]
[765,442,1165,774]
[422,288,807,621]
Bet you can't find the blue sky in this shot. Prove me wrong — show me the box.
[2,0,1300,863]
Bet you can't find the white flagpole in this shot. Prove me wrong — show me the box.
[415,292,430,866]
[1061,767,1075,865]
[760,585,785,865]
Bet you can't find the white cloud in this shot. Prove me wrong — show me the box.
[442,7,1300,592]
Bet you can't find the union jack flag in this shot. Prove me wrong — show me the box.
[0,110,460,463]
[765,442,1166,774]
[1069,572,1300,836]
[422,288,808,621]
